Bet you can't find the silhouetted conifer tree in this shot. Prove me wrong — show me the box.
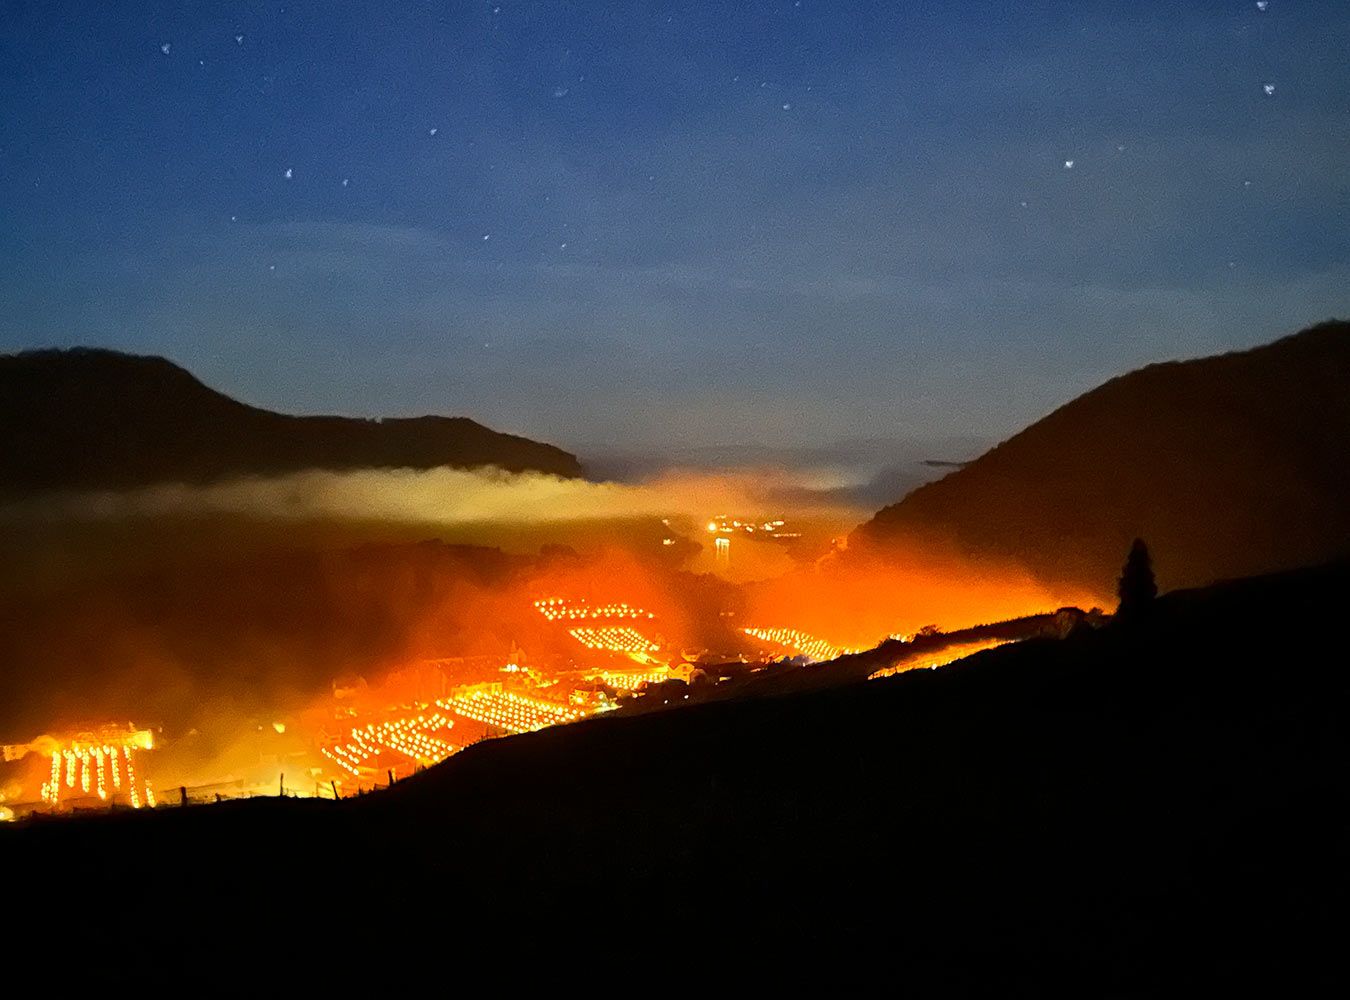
[1117,538,1157,618]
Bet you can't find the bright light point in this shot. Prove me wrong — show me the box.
[160,43,171,55]
[284,167,293,179]
[782,102,792,110]
[1262,83,1275,96]
[272,721,286,734]
[1063,159,1075,169]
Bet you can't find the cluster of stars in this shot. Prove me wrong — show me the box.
[144,0,1299,284]
[1057,0,1279,177]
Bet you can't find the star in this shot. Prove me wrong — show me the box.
[284,167,293,179]
[1262,83,1275,96]
[342,178,349,187]
[429,127,438,136]
[1063,159,1075,169]
[160,43,171,55]
[1256,1,1268,11]
[235,35,244,45]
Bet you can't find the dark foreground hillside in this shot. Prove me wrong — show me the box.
[7,561,1347,989]
[0,347,583,492]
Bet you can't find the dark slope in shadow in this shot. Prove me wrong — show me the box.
[7,559,1347,989]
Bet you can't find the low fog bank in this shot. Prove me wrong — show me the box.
[0,463,864,528]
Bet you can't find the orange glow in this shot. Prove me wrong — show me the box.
[437,687,587,734]
[749,542,1106,650]
[868,638,1012,679]
[742,626,856,663]
[1,498,1110,810]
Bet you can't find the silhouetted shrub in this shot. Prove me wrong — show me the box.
[1117,538,1157,618]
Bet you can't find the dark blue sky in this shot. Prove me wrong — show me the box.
[1,1,1347,454]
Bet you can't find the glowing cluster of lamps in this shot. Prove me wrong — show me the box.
[40,741,153,810]
[533,598,656,623]
[705,516,798,538]
[320,712,459,778]
[742,626,854,664]
[567,626,660,655]
[592,669,669,691]
[436,689,586,735]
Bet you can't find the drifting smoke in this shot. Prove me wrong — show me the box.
[0,462,1107,805]
[749,541,1109,649]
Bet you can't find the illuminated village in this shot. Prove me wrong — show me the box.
[1,514,944,816]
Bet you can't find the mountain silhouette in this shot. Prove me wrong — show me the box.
[858,319,1350,591]
[0,347,583,492]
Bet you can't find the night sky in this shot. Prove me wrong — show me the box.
[1,1,1347,455]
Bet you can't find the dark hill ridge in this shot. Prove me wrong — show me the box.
[858,319,1350,591]
[4,558,1345,988]
[0,347,583,492]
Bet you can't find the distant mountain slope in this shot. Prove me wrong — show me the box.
[0,348,583,492]
[857,320,1350,591]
